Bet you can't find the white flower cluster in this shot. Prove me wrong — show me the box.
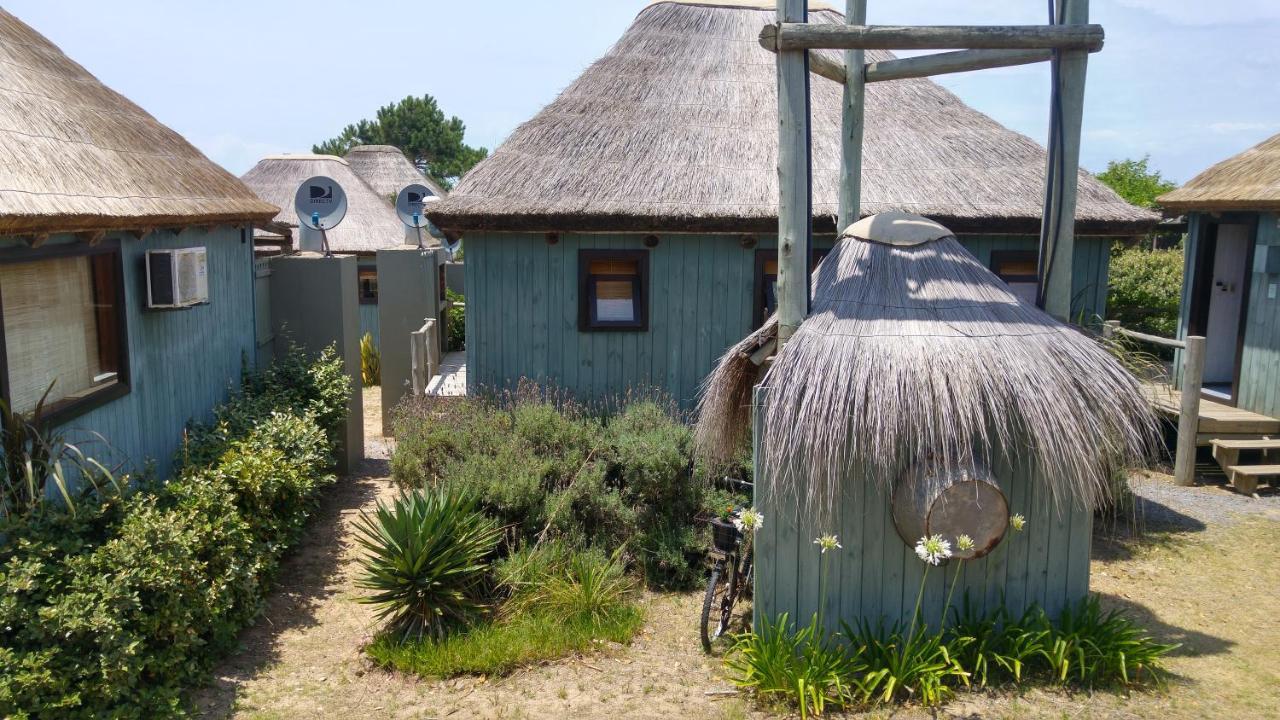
[914,535,952,565]
[733,507,764,533]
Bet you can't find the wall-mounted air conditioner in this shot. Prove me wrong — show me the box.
[146,247,209,308]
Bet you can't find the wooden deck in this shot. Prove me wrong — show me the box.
[426,351,467,397]
[1141,382,1280,441]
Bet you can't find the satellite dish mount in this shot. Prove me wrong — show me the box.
[293,175,349,257]
[395,183,434,251]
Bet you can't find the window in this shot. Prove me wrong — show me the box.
[579,250,648,331]
[753,248,830,328]
[358,266,378,304]
[990,251,1040,305]
[0,243,128,420]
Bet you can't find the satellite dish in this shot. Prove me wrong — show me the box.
[294,176,348,230]
[395,184,433,229]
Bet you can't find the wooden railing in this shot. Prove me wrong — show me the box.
[1103,320,1205,487]
[409,318,439,396]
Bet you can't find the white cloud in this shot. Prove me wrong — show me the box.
[1113,0,1280,25]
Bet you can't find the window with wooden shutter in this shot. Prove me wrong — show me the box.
[990,250,1040,305]
[0,243,129,421]
[753,248,830,329]
[358,266,378,304]
[579,250,648,331]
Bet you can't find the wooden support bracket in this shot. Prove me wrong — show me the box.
[766,23,1104,51]
[26,233,48,248]
[78,229,106,246]
[127,228,152,240]
[761,44,1083,87]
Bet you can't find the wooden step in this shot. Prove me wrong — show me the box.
[1211,438,1280,451]
[1224,464,1280,495]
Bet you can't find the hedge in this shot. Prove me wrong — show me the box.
[0,348,350,718]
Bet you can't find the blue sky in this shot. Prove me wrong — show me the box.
[7,0,1277,185]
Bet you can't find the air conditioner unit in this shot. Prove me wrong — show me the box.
[146,247,208,308]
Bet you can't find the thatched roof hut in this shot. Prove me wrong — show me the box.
[1158,132,1280,212]
[346,145,448,203]
[696,212,1158,516]
[241,154,412,253]
[427,0,1156,236]
[0,8,276,236]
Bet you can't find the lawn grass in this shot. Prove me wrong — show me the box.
[366,606,646,678]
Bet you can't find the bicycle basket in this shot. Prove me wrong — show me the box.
[710,518,741,553]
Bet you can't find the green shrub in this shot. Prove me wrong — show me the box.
[0,348,350,718]
[390,393,707,589]
[1108,246,1184,339]
[353,488,502,642]
[445,289,465,351]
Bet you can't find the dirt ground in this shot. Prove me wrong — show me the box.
[191,390,1280,720]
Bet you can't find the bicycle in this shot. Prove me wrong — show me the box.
[700,478,753,653]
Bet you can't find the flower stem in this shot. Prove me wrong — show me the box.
[904,564,930,648]
[940,560,964,630]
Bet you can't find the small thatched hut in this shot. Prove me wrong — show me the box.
[697,212,1157,630]
[346,145,448,204]
[0,8,277,476]
[1158,133,1280,415]
[426,0,1157,407]
[241,154,409,343]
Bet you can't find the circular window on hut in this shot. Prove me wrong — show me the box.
[891,461,1009,560]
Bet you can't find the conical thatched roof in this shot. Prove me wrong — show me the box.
[1157,132,1280,212]
[427,0,1155,236]
[0,9,277,236]
[346,145,448,203]
[241,155,414,253]
[695,213,1157,517]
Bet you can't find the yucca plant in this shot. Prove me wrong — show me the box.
[727,613,866,718]
[353,488,502,642]
[360,332,381,386]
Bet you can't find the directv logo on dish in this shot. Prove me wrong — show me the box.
[309,185,334,203]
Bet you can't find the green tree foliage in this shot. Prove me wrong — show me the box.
[1108,246,1184,338]
[313,95,487,189]
[1095,156,1177,209]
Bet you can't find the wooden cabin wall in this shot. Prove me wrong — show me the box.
[753,402,1093,634]
[0,227,256,479]
[1238,212,1280,418]
[463,232,1113,408]
[358,259,381,345]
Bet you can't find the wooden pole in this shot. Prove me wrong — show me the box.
[837,0,867,233]
[770,22,1104,51]
[776,0,812,346]
[1037,0,1088,320]
[864,48,1055,83]
[1175,335,1205,487]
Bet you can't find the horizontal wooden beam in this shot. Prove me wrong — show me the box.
[764,23,1104,52]
[864,48,1055,83]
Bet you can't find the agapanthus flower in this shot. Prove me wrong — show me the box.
[813,534,842,554]
[915,535,952,565]
[1010,514,1027,532]
[734,508,764,533]
[955,534,975,553]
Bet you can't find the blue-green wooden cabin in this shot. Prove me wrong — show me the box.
[1160,133,1280,418]
[429,0,1156,410]
[0,7,279,478]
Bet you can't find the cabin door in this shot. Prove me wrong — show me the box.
[1189,220,1255,402]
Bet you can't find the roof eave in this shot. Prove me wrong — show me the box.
[0,207,281,238]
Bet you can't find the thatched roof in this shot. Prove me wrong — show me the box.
[1158,132,1280,212]
[427,0,1155,236]
[0,9,277,236]
[695,212,1158,517]
[346,145,448,203]
[241,154,418,253]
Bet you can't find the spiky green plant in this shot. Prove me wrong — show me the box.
[353,488,502,642]
[360,332,381,386]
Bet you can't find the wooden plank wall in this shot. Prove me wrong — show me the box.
[754,401,1093,633]
[4,227,258,479]
[464,232,1114,408]
[1238,212,1280,418]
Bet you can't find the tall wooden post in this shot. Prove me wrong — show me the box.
[838,0,867,233]
[776,0,812,346]
[1175,336,1205,487]
[1037,0,1088,321]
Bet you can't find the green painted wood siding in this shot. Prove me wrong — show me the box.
[754,390,1092,632]
[0,226,256,479]
[464,232,1113,407]
[1238,212,1280,418]
[359,302,380,345]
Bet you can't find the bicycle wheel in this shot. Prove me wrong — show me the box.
[700,559,728,652]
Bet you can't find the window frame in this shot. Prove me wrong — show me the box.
[357,265,379,305]
[0,239,131,425]
[752,247,830,329]
[578,249,649,332]
[989,250,1040,303]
